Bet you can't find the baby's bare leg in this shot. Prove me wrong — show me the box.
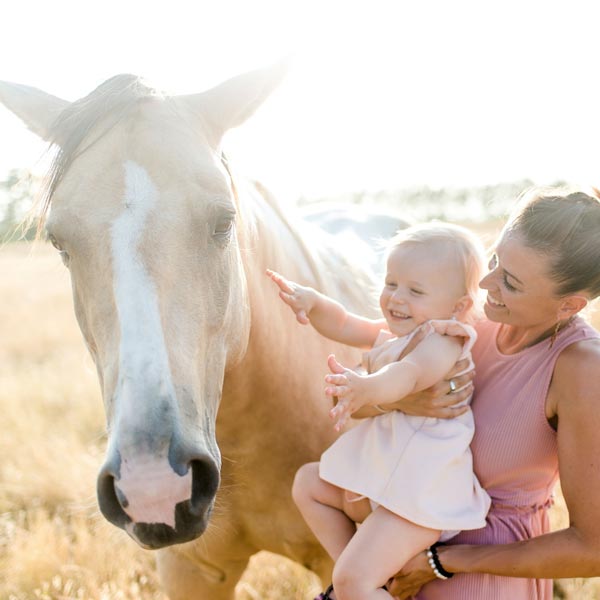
[341,492,372,524]
[292,462,360,561]
[333,507,440,600]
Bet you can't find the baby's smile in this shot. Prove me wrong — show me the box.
[389,310,411,320]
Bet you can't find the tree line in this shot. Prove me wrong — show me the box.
[0,169,38,241]
[1,167,566,243]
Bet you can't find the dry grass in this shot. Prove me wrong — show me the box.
[1,240,599,599]
[0,242,320,600]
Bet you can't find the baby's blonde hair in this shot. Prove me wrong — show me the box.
[386,222,486,324]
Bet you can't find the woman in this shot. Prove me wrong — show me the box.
[376,186,600,599]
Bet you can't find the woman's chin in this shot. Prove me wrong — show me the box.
[483,301,507,321]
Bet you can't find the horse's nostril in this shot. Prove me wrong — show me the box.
[190,457,221,515]
[115,484,129,508]
[97,471,131,528]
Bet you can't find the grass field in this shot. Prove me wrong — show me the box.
[1,240,599,599]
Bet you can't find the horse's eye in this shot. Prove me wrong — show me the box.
[48,233,70,267]
[48,233,62,251]
[213,215,235,242]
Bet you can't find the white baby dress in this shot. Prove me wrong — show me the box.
[319,319,490,534]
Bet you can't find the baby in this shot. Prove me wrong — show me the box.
[267,222,490,600]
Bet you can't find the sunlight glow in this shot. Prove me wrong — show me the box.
[1,0,599,200]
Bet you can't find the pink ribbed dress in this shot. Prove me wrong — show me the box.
[417,316,600,599]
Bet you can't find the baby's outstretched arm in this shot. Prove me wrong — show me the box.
[266,269,384,347]
[266,269,315,325]
[326,332,464,429]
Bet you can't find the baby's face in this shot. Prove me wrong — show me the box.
[379,244,467,337]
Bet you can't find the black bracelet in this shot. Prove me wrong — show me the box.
[427,542,454,580]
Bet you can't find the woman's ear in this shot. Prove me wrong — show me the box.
[557,295,588,320]
[452,295,473,320]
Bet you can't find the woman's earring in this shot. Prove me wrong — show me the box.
[549,321,561,349]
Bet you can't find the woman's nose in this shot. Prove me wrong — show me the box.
[479,270,495,290]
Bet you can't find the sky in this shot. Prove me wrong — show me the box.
[0,0,599,202]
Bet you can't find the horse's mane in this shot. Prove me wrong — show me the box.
[36,75,161,232]
[249,180,380,316]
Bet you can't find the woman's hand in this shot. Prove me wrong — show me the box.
[386,549,437,599]
[398,358,474,418]
[325,355,371,430]
[352,359,474,420]
[265,269,316,325]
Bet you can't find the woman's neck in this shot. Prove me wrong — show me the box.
[496,320,571,354]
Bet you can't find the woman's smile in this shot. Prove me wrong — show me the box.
[486,294,506,309]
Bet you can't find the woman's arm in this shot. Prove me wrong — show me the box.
[266,269,385,347]
[389,339,600,597]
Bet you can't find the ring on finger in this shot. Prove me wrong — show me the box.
[449,379,458,392]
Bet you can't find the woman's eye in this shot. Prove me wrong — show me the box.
[502,274,517,292]
[488,253,498,270]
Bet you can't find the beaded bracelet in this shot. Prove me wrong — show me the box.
[426,543,454,580]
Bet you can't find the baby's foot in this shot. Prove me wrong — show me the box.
[314,584,335,599]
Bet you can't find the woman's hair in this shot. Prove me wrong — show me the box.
[504,186,600,299]
[386,222,487,323]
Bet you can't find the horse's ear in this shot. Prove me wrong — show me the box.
[177,60,289,147]
[0,81,70,142]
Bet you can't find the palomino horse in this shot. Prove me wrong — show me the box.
[0,66,394,598]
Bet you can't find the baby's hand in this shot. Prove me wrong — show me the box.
[429,319,468,338]
[325,355,369,431]
[266,269,316,325]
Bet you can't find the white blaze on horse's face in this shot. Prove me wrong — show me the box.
[109,161,192,530]
[65,121,239,547]
[74,129,236,547]
[0,65,286,548]
[84,134,242,546]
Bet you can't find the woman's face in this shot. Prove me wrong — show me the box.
[479,232,563,329]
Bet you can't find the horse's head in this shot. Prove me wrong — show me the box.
[0,65,285,548]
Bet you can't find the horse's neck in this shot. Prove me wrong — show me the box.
[240,179,378,305]
[238,181,323,286]
[219,181,369,441]
[236,180,377,367]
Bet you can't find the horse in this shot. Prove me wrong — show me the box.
[0,65,402,598]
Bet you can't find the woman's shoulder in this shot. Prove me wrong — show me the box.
[550,334,600,418]
[554,318,600,370]
[555,334,600,375]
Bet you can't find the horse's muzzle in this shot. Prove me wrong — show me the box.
[97,452,220,549]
